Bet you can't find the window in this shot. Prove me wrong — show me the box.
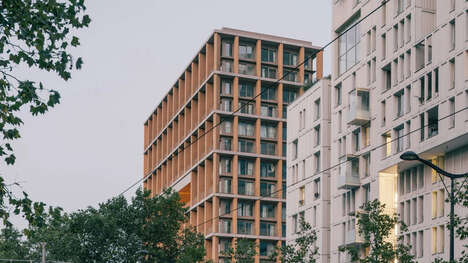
[260,162,276,178]
[314,99,321,120]
[406,15,411,43]
[239,42,255,60]
[238,220,254,235]
[220,98,232,112]
[353,129,361,152]
[238,159,254,176]
[393,25,399,52]
[449,59,455,90]
[219,219,232,233]
[283,88,297,104]
[427,72,432,100]
[260,222,276,236]
[382,64,391,91]
[261,66,277,79]
[219,137,232,151]
[450,20,455,50]
[239,139,255,153]
[335,83,342,106]
[261,86,276,101]
[239,100,254,115]
[363,183,370,203]
[260,142,276,155]
[221,79,232,95]
[260,103,277,118]
[405,50,411,78]
[299,186,305,205]
[432,227,438,254]
[395,126,404,153]
[415,42,424,71]
[434,67,439,94]
[219,158,232,174]
[363,153,370,177]
[260,203,276,218]
[221,59,233,72]
[239,82,255,98]
[395,90,404,118]
[338,111,342,132]
[260,241,276,257]
[260,123,277,139]
[338,20,360,75]
[261,47,277,63]
[284,69,299,82]
[238,200,254,217]
[419,76,425,103]
[314,151,321,172]
[383,132,391,157]
[363,125,370,147]
[219,199,232,215]
[427,106,438,138]
[314,125,321,146]
[396,0,404,15]
[292,139,298,160]
[238,122,255,137]
[219,178,232,193]
[406,120,411,149]
[381,100,386,126]
[221,40,233,57]
[449,97,455,128]
[420,113,425,141]
[381,33,387,59]
[239,62,256,76]
[292,214,298,233]
[283,50,298,66]
[238,180,255,196]
[313,178,321,199]
[260,182,276,197]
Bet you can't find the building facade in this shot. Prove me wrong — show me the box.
[286,78,332,263]
[328,0,468,262]
[143,27,323,263]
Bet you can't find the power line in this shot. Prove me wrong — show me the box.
[118,0,391,197]
[194,106,468,229]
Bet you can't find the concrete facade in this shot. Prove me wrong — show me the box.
[287,0,468,262]
[329,0,468,262]
[143,27,323,263]
[286,78,332,263]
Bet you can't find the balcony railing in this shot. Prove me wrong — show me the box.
[347,88,370,125]
[337,161,360,189]
[344,219,364,247]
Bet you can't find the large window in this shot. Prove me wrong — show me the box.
[283,50,298,66]
[239,43,255,60]
[260,162,276,178]
[261,47,277,63]
[238,180,255,196]
[239,82,255,98]
[238,159,254,176]
[260,123,277,139]
[239,139,255,153]
[261,86,276,100]
[261,66,277,79]
[338,21,361,75]
[283,88,297,103]
[238,122,255,137]
[238,200,254,216]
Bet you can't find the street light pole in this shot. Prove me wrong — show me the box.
[400,151,468,263]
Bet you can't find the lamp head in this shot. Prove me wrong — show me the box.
[400,151,419,161]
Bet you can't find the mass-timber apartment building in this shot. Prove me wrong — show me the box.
[143,28,323,263]
[328,0,468,262]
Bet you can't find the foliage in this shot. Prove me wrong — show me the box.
[270,218,318,263]
[0,188,206,263]
[0,224,29,259]
[221,238,258,263]
[340,199,416,263]
[0,0,90,165]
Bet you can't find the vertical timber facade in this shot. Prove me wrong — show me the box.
[143,28,323,263]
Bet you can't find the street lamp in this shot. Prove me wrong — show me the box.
[400,151,468,262]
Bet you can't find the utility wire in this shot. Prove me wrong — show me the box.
[194,106,468,229]
[118,0,391,197]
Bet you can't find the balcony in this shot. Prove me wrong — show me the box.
[347,88,370,125]
[337,160,360,190]
[344,219,364,247]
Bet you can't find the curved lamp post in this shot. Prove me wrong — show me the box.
[400,151,468,262]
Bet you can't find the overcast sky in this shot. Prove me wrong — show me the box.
[3,0,332,214]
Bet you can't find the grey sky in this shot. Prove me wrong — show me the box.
[4,0,332,213]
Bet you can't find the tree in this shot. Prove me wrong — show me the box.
[0,224,29,259]
[340,199,416,263]
[270,219,318,263]
[221,238,258,263]
[0,0,91,229]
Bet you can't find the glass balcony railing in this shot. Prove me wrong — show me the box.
[347,88,370,125]
[337,159,360,190]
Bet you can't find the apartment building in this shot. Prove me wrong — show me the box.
[327,0,468,262]
[286,77,332,263]
[143,27,323,263]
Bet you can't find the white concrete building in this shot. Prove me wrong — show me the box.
[288,0,468,262]
[287,77,332,263]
